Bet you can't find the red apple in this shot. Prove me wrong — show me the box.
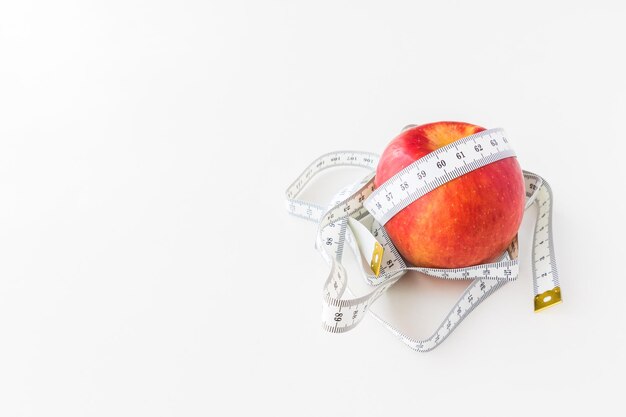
[374,121,525,268]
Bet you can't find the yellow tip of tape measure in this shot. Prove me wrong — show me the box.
[534,287,562,312]
[370,242,384,277]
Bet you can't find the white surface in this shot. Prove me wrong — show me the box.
[1,1,625,416]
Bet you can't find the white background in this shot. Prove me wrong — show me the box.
[1,1,625,416]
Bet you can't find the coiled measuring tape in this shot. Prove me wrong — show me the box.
[285,127,561,352]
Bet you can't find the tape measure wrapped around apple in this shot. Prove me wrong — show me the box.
[285,121,561,352]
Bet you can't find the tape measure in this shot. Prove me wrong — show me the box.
[285,127,561,352]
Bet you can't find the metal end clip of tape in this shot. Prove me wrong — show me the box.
[534,286,562,312]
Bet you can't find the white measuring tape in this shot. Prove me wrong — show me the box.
[285,127,561,352]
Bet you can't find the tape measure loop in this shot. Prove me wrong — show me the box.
[286,129,561,351]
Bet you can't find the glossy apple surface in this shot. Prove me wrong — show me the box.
[374,121,525,268]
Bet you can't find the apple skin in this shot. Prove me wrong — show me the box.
[374,121,525,268]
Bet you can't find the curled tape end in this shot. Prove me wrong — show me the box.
[370,242,384,277]
[534,287,562,312]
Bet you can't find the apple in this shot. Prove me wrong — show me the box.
[374,121,525,268]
